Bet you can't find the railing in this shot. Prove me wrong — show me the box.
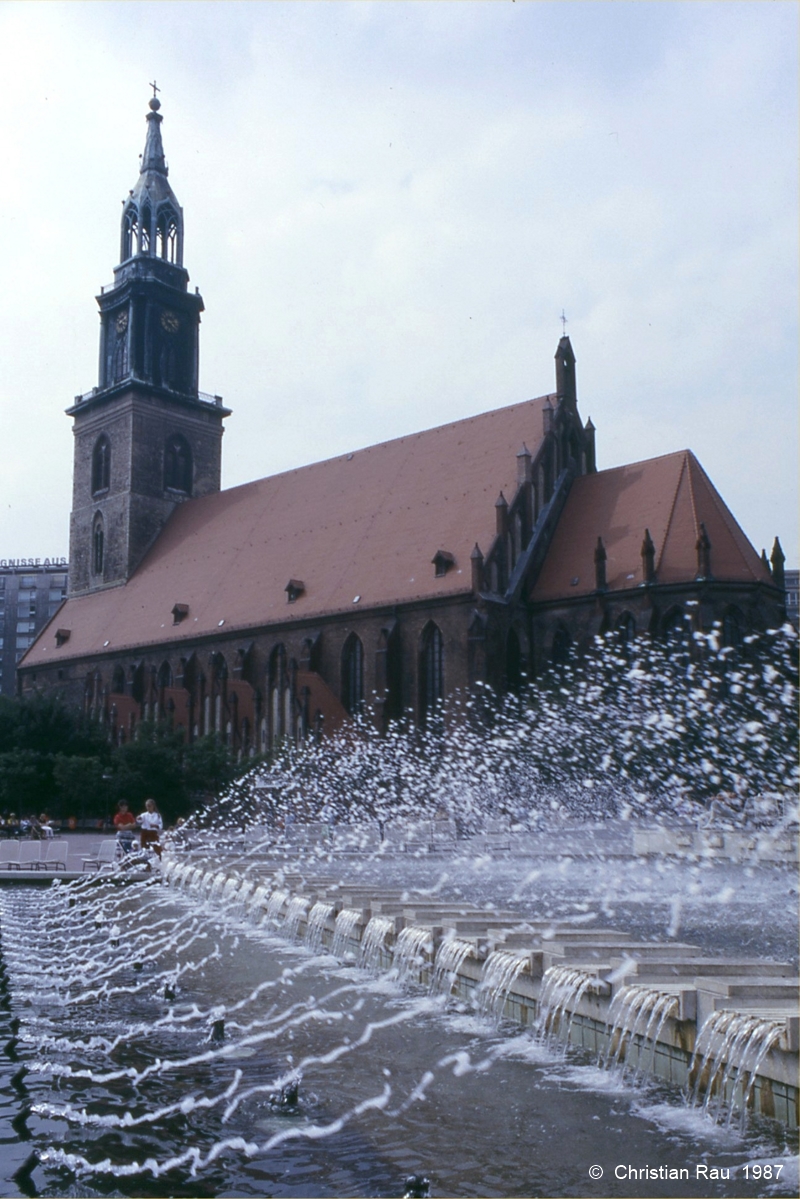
[72,385,224,406]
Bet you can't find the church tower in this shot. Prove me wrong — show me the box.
[67,92,230,597]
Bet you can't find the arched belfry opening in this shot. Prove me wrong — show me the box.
[91,435,110,495]
[164,434,192,494]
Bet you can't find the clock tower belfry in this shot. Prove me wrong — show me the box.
[67,92,230,597]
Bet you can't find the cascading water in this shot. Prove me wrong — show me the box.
[392,926,433,987]
[430,937,474,997]
[358,916,395,972]
[331,908,361,959]
[476,951,528,1021]
[536,965,597,1048]
[602,984,678,1079]
[305,901,334,954]
[283,896,310,942]
[266,888,289,926]
[248,883,272,924]
[690,1009,786,1126]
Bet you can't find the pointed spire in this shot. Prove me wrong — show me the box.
[761,548,771,575]
[140,95,168,176]
[470,543,484,593]
[770,537,785,589]
[495,491,508,537]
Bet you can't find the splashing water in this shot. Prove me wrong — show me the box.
[359,916,395,972]
[690,1009,786,1125]
[266,888,289,927]
[430,938,475,997]
[305,902,335,954]
[477,951,529,1021]
[392,926,433,987]
[283,896,310,942]
[331,909,362,960]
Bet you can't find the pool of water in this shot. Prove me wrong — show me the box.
[0,871,796,1198]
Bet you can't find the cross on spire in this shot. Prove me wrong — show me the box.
[560,309,568,337]
[149,80,160,99]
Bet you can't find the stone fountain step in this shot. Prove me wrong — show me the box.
[611,956,795,978]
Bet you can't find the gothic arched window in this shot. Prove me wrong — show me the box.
[663,606,689,643]
[111,665,126,695]
[140,205,151,253]
[420,622,444,722]
[156,210,180,263]
[268,644,287,743]
[722,607,744,648]
[122,210,139,260]
[615,612,636,646]
[341,633,364,715]
[551,625,571,666]
[92,435,110,495]
[92,514,104,576]
[164,434,192,494]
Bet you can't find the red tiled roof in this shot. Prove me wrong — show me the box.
[532,450,770,602]
[25,394,552,665]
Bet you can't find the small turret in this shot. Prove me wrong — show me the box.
[770,537,786,590]
[641,529,656,584]
[470,543,484,593]
[495,492,508,537]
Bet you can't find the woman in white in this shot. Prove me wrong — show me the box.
[136,798,163,858]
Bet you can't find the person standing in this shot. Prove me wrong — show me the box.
[136,798,163,858]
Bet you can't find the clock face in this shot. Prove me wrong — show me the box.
[160,309,180,334]
[115,311,128,334]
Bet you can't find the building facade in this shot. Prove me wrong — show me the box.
[17,98,787,747]
[1,560,68,697]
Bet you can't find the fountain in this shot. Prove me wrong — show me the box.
[359,915,395,972]
[392,925,434,987]
[477,951,529,1021]
[305,901,335,954]
[331,907,362,960]
[282,895,310,941]
[0,624,796,1195]
[690,1009,787,1126]
[430,937,474,997]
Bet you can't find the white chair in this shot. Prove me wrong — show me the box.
[15,842,42,870]
[0,841,20,868]
[42,841,69,871]
[81,839,119,872]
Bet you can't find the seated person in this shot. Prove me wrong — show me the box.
[113,801,137,853]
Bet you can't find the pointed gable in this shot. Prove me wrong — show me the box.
[532,450,769,602]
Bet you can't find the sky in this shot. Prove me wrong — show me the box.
[0,0,797,567]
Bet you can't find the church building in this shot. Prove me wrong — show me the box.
[17,98,787,751]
